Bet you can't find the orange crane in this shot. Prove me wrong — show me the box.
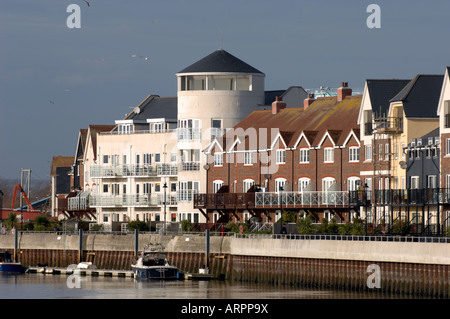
[11,184,34,211]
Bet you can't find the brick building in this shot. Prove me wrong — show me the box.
[195,83,363,227]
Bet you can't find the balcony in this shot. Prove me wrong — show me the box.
[89,194,177,207]
[179,162,200,171]
[194,191,351,210]
[374,117,403,134]
[375,188,450,206]
[176,128,202,141]
[91,164,178,178]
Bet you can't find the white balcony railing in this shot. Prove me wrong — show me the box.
[176,189,199,202]
[176,128,202,141]
[179,162,200,171]
[91,164,178,178]
[255,191,349,208]
[89,194,177,208]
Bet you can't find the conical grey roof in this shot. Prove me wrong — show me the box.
[178,49,264,74]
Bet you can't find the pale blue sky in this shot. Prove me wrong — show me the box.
[1,0,449,180]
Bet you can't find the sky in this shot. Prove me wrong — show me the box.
[0,0,449,182]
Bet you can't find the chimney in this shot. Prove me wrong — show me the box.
[272,96,286,115]
[303,93,315,109]
[337,82,352,102]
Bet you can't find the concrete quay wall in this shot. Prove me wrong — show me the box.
[1,232,449,297]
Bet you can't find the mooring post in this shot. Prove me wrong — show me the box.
[78,229,83,263]
[14,229,19,262]
[134,229,139,257]
[205,229,210,270]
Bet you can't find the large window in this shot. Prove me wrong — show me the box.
[349,147,360,162]
[213,180,224,193]
[275,178,287,192]
[298,178,311,193]
[276,149,286,164]
[365,145,372,161]
[244,152,253,165]
[324,148,334,163]
[243,179,255,192]
[180,75,251,91]
[299,148,309,163]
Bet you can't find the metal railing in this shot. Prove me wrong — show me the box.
[255,191,350,208]
[177,190,199,202]
[90,164,178,178]
[89,194,177,207]
[179,162,200,171]
[176,128,202,141]
[375,188,450,205]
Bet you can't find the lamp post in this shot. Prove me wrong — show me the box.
[163,143,167,236]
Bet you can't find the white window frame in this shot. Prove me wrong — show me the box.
[324,147,334,163]
[214,152,223,167]
[275,178,287,192]
[244,151,253,166]
[276,149,286,164]
[243,179,255,192]
[213,180,224,193]
[365,145,372,161]
[298,178,311,193]
[347,177,361,191]
[349,147,360,162]
[299,148,310,163]
[411,176,420,189]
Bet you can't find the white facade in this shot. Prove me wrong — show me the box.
[175,52,265,223]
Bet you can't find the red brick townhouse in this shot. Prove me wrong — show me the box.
[194,83,363,226]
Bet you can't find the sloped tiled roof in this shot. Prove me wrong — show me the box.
[50,156,74,176]
[390,74,444,118]
[220,94,362,151]
[366,79,411,117]
[125,95,177,121]
[178,49,264,74]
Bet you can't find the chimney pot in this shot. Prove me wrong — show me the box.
[337,82,352,102]
[303,93,315,110]
[272,96,286,114]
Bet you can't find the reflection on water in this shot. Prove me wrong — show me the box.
[0,273,422,299]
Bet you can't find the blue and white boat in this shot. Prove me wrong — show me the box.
[131,244,180,280]
[0,251,25,273]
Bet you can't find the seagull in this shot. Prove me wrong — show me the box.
[152,18,160,24]
[83,0,90,7]
[49,100,55,104]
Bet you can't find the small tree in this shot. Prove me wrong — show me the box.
[34,215,51,231]
[297,213,315,234]
[127,220,149,231]
[4,212,17,230]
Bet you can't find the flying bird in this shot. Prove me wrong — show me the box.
[49,100,55,104]
[83,0,90,7]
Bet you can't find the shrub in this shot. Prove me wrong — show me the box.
[127,220,149,231]
[297,213,315,234]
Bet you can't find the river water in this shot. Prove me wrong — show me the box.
[0,272,418,299]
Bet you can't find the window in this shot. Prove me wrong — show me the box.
[298,178,311,193]
[385,144,389,161]
[143,153,152,165]
[243,179,255,192]
[275,178,287,192]
[347,177,361,191]
[324,148,334,163]
[401,143,406,158]
[155,153,161,163]
[111,183,119,195]
[299,149,309,163]
[447,139,450,156]
[171,152,177,163]
[143,183,151,194]
[103,214,108,223]
[150,122,163,133]
[213,180,224,193]
[155,183,161,192]
[365,145,372,161]
[214,153,223,166]
[276,149,286,164]
[103,155,108,164]
[211,119,222,140]
[411,176,420,189]
[244,152,253,165]
[170,183,176,192]
[427,175,437,189]
[103,184,108,193]
[349,147,359,162]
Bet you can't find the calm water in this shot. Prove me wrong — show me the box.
[0,272,416,300]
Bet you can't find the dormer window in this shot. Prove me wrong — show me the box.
[118,124,133,134]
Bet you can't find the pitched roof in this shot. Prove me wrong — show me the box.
[87,125,116,159]
[389,74,444,118]
[220,94,362,151]
[178,49,264,75]
[125,95,177,121]
[366,79,411,117]
[50,156,74,176]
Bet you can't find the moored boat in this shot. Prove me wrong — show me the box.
[0,251,25,274]
[131,244,180,280]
